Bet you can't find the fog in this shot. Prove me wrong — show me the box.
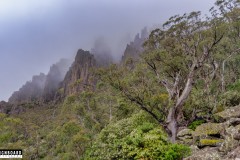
[0,0,216,101]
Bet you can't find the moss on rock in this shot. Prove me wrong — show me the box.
[215,105,240,121]
[194,123,224,137]
[199,139,224,147]
[184,147,222,160]
[177,129,193,137]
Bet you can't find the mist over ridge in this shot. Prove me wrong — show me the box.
[0,0,216,101]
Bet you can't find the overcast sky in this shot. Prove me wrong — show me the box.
[0,0,216,101]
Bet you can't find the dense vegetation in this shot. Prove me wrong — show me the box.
[1,0,240,159]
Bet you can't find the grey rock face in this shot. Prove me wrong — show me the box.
[121,27,148,63]
[8,73,47,104]
[42,59,71,102]
[59,49,96,97]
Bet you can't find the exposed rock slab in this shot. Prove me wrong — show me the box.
[184,147,222,160]
[194,123,224,137]
[60,49,96,97]
[215,105,240,120]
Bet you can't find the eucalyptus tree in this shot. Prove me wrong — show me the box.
[142,11,224,142]
[211,0,240,91]
[100,1,240,142]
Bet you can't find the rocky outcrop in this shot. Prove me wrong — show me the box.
[181,105,240,160]
[42,59,71,102]
[121,27,148,63]
[8,73,47,104]
[184,147,222,160]
[0,101,11,114]
[215,105,240,121]
[8,58,71,104]
[177,128,193,145]
[0,101,25,115]
[59,49,96,97]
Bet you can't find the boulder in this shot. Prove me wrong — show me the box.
[215,105,240,121]
[193,123,225,148]
[184,147,222,160]
[178,129,193,137]
[194,123,224,137]
[225,146,240,159]
[177,128,193,144]
[186,107,240,159]
[233,134,240,140]
[227,118,240,126]
[219,124,240,153]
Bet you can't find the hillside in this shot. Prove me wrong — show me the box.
[1,0,240,159]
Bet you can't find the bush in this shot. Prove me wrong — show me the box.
[188,120,205,130]
[219,91,240,107]
[227,80,240,91]
[85,112,190,160]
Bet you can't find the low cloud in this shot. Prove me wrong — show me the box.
[0,0,216,101]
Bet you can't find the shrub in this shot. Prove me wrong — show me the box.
[85,112,190,160]
[219,91,240,107]
[188,120,205,130]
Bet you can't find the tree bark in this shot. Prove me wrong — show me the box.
[167,66,195,143]
[167,107,177,143]
[221,60,226,92]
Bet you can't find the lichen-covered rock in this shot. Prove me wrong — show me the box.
[227,118,240,126]
[224,146,240,159]
[199,139,224,147]
[219,125,240,153]
[194,123,224,137]
[189,145,200,153]
[226,125,240,137]
[215,105,240,120]
[178,128,193,137]
[233,133,240,140]
[184,147,222,160]
[186,107,240,159]
[177,128,194,144]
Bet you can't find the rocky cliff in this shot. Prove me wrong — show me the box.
[59,49,96,97]
[42,59,71,102]
[8,73,47,104]
[0,100,26,115]
[0,101,11,114]
[8,59,71,104]
[121,27,148,62]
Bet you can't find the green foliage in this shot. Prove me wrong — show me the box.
[85,112,190,160]
[45,120,89,159]
[99,63,170,124]
[2,1,240,159]
[0,115,25,146]
[188,120,205,130]
[65,94,77,104]
[183,88,216,122]
[219,91,240,107]
[228,80,240,91]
